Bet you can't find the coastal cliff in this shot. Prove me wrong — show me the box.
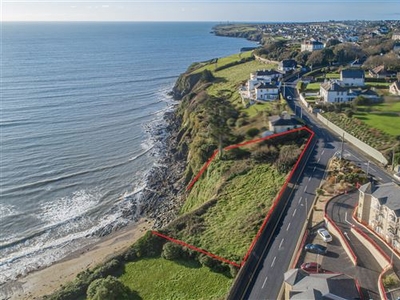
[211,24,263,43]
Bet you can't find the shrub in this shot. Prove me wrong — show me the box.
[87,276,132,300]
[246,128,260,139]
[161,242,183,260]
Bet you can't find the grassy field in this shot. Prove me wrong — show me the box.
[355,101,400,136]
[178,158,286,261]
[305,82,321,91]
[201,53,278,107]
[120,258,233,300]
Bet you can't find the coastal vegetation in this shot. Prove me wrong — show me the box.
[44,48,306,299]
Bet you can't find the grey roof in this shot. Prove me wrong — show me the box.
[341,69,365,79]
[320,81,347,92]
[269,115,303,127]
[284,269,360,300]
[253,69,282,76]
[360,182,400,216]
[254,82,278,89]
[281,59,297,68]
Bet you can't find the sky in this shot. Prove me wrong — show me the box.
[2,0,400,22]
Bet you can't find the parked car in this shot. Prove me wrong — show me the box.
[317,228,333,242]
[300,262,323,273]
[304,243,327,255]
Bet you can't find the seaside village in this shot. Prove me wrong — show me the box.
[234,28,400,300]
[238,31,400,137]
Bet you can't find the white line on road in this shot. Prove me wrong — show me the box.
[304,186,307,192]
[293,209,297,216]
[271,256,276,267]
[298,197,302,204]
[279,238,284,249]
[308,177,311,181]
[287,223,291,231]
[262,276,268,289]
[313,166,316,172]
[321,150,325,155]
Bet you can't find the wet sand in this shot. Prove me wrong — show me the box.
[3,218,153,300]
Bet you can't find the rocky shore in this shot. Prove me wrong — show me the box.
[139,109,187,229]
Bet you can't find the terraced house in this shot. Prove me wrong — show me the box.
[357,182,400,250]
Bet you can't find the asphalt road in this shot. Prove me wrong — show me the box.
[244,85,397,299]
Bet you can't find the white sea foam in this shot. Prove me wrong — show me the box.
[0,204,17,220]
[40,189,101,225]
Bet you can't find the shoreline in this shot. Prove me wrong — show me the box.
[1,104,186,300]
[2,218,153,300]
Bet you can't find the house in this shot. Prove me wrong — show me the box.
[254,82,279,101]
[389,81,400,96]
[250,69,283,83]
[319,81,353,103]
[279,59,297,73]
[301,40,324,52]
[369,65,397,79]
[340,69,365,87]
[356,182,400,250]
[392,31,400,40]
[268,112,303,133]
[284,269,360,300]
[349,57,366,68]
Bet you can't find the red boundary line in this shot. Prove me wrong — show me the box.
[242,127,315,263]
[153,127,315,268]
[152,231,241,268]
[186,126,312,191]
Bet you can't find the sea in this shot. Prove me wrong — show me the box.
[0,22,256,285]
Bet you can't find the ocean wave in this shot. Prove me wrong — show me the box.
[0,204,18,221]
[0,187,142,284]
[1,154,148,196]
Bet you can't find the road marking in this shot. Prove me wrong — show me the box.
[344,232,350,241]
[262,276,268,289]
[279,238,285,249]
[308,177,311,181]
[304,186,307,192]
[317,158,320,163]
[298,197,302,204]
[313,166,316,172]
[293,209,297,216]
[321,150,325,155]
[287,223,291,231]
[271,256,276,267]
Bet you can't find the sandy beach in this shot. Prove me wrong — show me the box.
[2,218,153,300]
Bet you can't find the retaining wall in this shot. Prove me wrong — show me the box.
[316,113,388,165]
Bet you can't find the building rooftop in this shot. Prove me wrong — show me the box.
[341,69,365,79]
[360,182,400,216]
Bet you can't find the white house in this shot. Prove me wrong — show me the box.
[250,69,283,83]
[340,69,365,87]
[268,112,303,133]
[392,31,400,40]
[389,81,400,96]
[254,83,279,101]
[301,40,324,52]
[320,81,353,103]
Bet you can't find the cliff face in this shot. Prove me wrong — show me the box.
[172,69,214,100]
[211,24,262,43]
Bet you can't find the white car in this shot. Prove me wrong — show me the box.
[317,228,332,242]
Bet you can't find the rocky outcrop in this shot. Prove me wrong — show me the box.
[172,69,214,100]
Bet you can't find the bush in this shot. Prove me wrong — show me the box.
[235,118,248,128]
[124,231,165,261]
[87,276,132,300]
[246,128,260,139]
[161,242,183,260]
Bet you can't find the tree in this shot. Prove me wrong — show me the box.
[87,276,132,300]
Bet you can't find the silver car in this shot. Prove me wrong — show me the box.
[317,228,332,242]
